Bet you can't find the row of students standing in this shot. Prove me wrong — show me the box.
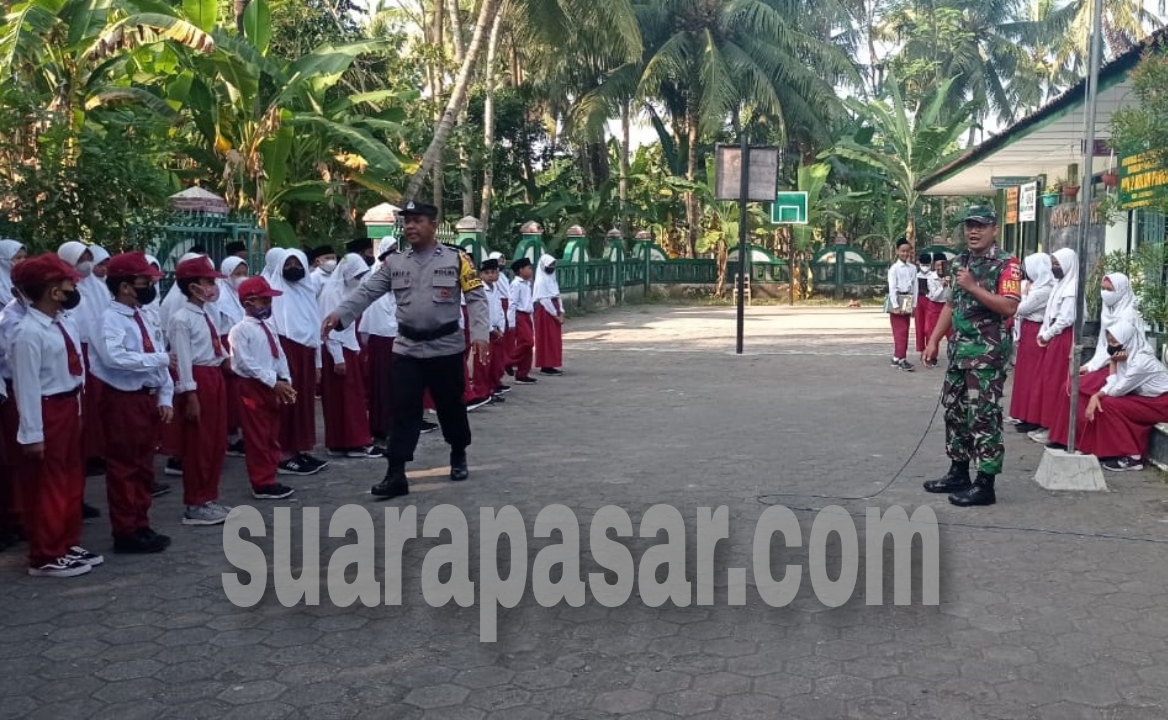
[1008,249,1168,471]
[886,238,951,371]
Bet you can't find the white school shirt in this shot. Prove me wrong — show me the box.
[486,282,505,334]
[168,302,227,394]
[925,272,948,303]
[89,302,174,408]
[1038,294,1076,343]
[1016,281,1054,324]
[0,297,26,390]
[887,260,918,310]
[1102,352,1168,397]
[11,308,85,444]
[510,278,534,314]
[229,316,292,388]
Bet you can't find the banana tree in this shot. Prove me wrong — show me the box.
[173,0,412,243]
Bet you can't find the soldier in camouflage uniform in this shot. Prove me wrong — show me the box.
[922,205,1022,507]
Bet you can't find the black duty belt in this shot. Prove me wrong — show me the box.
[398,320,460,342]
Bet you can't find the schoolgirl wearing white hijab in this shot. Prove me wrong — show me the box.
[360,237,399,444]
[0,240,26,305]
[217,256,249,454]
[58,240,110,480]
[1047,270,1151,448]
[265,248,328,474]
[1028,247,1079,444]
[141,255,164,329]
[1075,319,1168,470]
[317,253,377,457]
[532,252,564,375]
[160,251,206,333]
[1009,253,1056,431]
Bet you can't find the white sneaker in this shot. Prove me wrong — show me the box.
[29,556,92,578]
[1005,416,1020,425]
[183,502,231,526]
[66,546,105,567]
[1028,429,1050,444]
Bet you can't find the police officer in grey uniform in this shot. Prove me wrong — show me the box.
[322,201,490,499]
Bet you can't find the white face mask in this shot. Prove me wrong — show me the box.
[1101,289,1120,307]
[75,261,94,277]
[231,275,247,289]
[319,259,337,274]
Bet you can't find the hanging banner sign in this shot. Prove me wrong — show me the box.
[1119,151,1168,210]
[1005,186,1019,224]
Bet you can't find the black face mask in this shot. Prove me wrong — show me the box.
[1107,344,1125,356]
[544,267,555,274]
[283,267,306,282]
[363,255,374,267]
[61,289,81,310]
[1051,266,1065,280]
[134,286,157,306]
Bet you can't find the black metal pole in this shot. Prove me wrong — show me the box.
[736,134,749,354]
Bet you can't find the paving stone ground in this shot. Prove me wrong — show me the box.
[4,304,1168,719]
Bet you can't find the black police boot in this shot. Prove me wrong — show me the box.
[450,450,469,482]
[949,472,996,507]
[371,464,409,500]
[923,461,971,494]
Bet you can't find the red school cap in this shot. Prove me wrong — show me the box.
[107,252,164,279]
[237,276,283,301]
[174,256,225,280]
[11,254,81,289]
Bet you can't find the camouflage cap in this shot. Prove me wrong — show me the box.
[961,205,998,225]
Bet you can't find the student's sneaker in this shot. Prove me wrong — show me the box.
[890,358,902,368]
[466,397,492,411]
[1005,416,1021,425]
[226,439,246,457]
[28,556,92,578]
[419,420,439,434]
[494,385,512,394]
[539,368,563,376]
[164,458,183,476]
[278,457,321,476]
[1028,428,1050,444]
[1103,456,1144,472]
[82,503,101,520]
[152,482,171,498]
[514,376,537,384]
[182,502,231,526]
[252,483,296,500]
[1015,422,1040,433]
[329,446,384,459]
[489,394,506,404]
[896,359,915,372]
[114,529,169,554]
[297,453,329,471]
[66,546,105,566]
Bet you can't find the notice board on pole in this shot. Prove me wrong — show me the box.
[714,145,779,202]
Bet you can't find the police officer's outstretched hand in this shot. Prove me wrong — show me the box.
[321,313,341,341]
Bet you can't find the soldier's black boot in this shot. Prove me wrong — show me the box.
[949,472,996,507]
[450,450,469,482]
[923,461,971,493]
[371,463,409,500]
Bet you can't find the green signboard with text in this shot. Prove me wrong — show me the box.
[1119,151,1168,210]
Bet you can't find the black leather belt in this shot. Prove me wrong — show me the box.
[398,320,460,342]
[111,386,159,396]
[46,387,81,400]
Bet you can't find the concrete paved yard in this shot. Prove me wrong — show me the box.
[4,305,1168,719]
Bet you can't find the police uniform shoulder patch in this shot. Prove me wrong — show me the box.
[997,256,1022,300]
[458,252,484,292]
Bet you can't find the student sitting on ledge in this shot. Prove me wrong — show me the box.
[1076,319,1168,472]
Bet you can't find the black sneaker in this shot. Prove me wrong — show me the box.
[226,439,246,457]
[514,376,537,384]
[82,503,101,520]
[1015,422,1040,433]
[539,368,563,376]
[494,385,512,394]
[1103,456,1144,472]
[138,527,171,548]
[278,457,321,476]
[297,453,329,470]
[450,452,469,482]
[466,397,491,411]
[151,482,171,498]
[489,394,506,404]
[66,546,104,567]
[898,359,915,372]
[28,556,92,578]
[252,483,296,500]
[419,420,438,434]
[114,531,168,554]
[164,458,183,476]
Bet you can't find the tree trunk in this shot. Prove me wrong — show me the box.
[480,10,503,235]
[619,99,630,235]
[449,0,473,217]
[685,106,699,259]
[405,0,503,202]
[235,0,249,34]
[447,0,465,63]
